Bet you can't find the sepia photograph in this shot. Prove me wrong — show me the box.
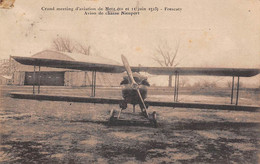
[1,0,260,163]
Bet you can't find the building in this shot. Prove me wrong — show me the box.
[0,75,12,85]
[12,50,123,87]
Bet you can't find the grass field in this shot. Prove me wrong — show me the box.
[0,85,259,163]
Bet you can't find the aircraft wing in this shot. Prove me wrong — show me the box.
[12,56,125,73]
[10,92,259,112]
[131,66,260,77]
[12,56,260,77]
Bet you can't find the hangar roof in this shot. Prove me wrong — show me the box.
[14,50,120,72]
[31,50,120,65]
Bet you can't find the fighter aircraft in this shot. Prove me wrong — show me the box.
[11,54,260,126]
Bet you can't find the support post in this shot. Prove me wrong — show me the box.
[174,73,177,102]
[91,71,94,97]
[231,76,234,104]
[38,66,41,94]
[91,71,96,97]
[94,71,96,97]
[33,65,35,94]
[235,76,240,106]
[176,73,179,102]
[84,71,87,87]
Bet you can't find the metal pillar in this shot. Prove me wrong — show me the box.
[230,76,234,104]
[235,76,240,105]
[33,66,36,94]
[38,66,41,94]
[91,71,96,97]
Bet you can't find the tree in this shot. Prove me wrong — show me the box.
[226,80,244,88]
[180,78,189,88]
[227,81,232,88]
[75,42,91,56]
[153,40,180,87]
[202,80,217,88]
[52,37,74,53]
[52,36,91,55]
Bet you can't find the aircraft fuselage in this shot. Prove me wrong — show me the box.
[121,84,148,104]
[120,73,150,105]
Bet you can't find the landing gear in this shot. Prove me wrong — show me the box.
[108,102,157,127]
[139,102,149,118]
[149,111,157,128]
[119,101,127,109]
[109,109,116,122]
[108,101,129,123]
[118,109,123,119]
[118,101,127,119]
[139,103,157,127]
[139,102,149,110]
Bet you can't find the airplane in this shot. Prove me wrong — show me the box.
[10,54,260,127]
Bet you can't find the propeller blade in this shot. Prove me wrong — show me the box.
[121,55,148,117]
[137,89,148,117]
[121,55,136,85]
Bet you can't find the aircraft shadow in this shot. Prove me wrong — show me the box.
[70,119,154,127]
[163,121,260,131]
[72,119,260,131]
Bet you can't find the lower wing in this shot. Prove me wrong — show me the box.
[10,92,259,112]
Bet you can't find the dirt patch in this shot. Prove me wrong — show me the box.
[1,86,259,163]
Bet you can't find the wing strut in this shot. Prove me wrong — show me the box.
[38,66,41,94]
[173,73,242,106]
[33,65,36,94]
[174,72,180,102]
[32,65,41,94]
[91,71,97,97]
[230,76,240,105]
[231,76,234,104]
[236,76,240,105]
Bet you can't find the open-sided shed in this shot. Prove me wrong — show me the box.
[13,50,123,87]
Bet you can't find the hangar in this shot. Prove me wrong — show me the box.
[12,50,122,87]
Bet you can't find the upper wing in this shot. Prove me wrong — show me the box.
[12,56,125,73]
[131,66,260,77]
[12,56,260,77]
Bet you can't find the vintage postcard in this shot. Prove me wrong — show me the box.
[0,0,259,163]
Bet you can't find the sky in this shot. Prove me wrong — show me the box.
[0,0,259,86]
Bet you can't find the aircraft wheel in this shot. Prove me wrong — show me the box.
[145,102,149,109]
[109,109,116,123]
[152,111,157,128]
[119,101,127,109]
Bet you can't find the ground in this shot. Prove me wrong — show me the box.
[0,86,259,163]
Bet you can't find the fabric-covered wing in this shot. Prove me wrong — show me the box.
[10,92,124,104]
[145,100,259,112]
[10,92,259,112]
[12,56,125,73]
[12,56,260,77]
[131,66,260,77]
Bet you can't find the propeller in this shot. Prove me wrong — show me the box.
[121,55,148,117]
